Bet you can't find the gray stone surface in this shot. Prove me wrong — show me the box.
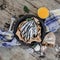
[0,47,37,60]
[0,0,60,60]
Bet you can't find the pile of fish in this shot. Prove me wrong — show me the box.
[20,20,38,42]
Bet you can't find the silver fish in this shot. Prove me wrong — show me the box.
[21,20,38,40]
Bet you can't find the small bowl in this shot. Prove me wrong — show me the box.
[14,14,46,44]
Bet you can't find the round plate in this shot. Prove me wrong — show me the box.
[14,14,46,44]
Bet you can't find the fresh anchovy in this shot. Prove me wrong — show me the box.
[27,26,30,40]
[27,30,29,40]
[34,25,38,36]
[24,33,27,41]
[29,28,33,38]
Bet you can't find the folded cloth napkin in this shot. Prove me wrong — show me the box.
[0,38,21,48]
[44,9,60,32]
[0,29,21,48]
